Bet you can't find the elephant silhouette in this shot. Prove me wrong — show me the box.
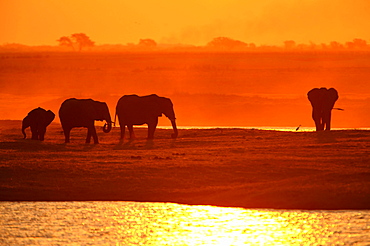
[22,107,55,141]
[115,94,178,140]
[59,98,113,144]
[307,87,339,131]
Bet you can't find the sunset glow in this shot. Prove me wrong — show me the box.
[1,2,370,244]
[1,52,370,128]
[2,0,370,46]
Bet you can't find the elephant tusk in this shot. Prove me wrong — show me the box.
[333,108,344,111]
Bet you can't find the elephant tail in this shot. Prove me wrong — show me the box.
[114,111,117,127]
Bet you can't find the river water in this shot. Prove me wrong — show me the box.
[1,202,369,245]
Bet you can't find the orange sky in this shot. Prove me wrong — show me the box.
[2,0,370,46]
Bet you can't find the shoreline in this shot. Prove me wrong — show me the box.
[2,119,369,132]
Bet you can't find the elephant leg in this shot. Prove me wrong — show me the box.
[127,125,135,139]
[147,119,158,139]
[118,116,126,140]
[314,118,323,131]
[312,109,324,131]
[119,125,125,140]
[86,128,92,143]
[87,125,98,144]
[62,126,71,143]
[323,110,332,131]
[38,127,46,141]
[30,126,38,140]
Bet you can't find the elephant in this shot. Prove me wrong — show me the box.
[59,98,112,144]
[22,107,55,141]
[307,87,339,131]
[115,94,178,140]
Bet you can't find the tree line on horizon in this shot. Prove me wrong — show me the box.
[1,33,370,52]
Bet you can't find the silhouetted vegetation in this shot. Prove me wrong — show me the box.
[57,33,95,51]
[2,36,370,53]
[57,36,75,51]
[206,37,248,51]
[138,39,157,48]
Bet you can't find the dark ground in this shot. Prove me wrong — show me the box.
[1,121,370,210]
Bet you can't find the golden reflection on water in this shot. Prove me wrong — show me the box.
[170,205,283,245]
[1,202,369,245]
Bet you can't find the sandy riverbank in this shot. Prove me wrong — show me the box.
[1,120,369,210]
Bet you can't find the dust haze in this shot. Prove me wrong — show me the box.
[2,0,370,46]
[1,52,370,128]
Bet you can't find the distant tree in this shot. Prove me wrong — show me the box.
[284,40,296,49]
[345,41,354,49]
[248,43,256,49]
[207,37,247,50]
[353,38,367,49]
[71,33,95,51]
[309,42,317,50]
[57,36,74,51]
[329,41,344,50]
[57,33,94,51]
[138,39,157,47]
[346,38,368,50]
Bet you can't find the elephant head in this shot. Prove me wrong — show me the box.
[93,101,112,133]
[307,87,339,131]
[158,97,178,139]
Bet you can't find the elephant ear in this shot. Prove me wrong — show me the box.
[325,88,339,109]
[327,88,339,102]
[144,95,162,117]
[22,115,31,129]
[307,88,321,105]
[82,99,100,120]
[45,110,55,125]
[159,97,176,120]
[150,101,163,117]
[22,115,31,139]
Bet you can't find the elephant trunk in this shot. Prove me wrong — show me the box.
[22,126,27,139]
[102,105,112,133]
[22,117,29,139]
[171,119,178,139]
[103,121,112,133]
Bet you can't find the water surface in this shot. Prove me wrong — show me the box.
[1,202,369,245]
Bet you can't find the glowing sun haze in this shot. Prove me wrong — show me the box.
[2,0,370,46]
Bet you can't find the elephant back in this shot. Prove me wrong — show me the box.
[116,94,165,123]
[59,98,111,126]
[27,107,46,116]
[59,98,94,124]
[26,107,55,124]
